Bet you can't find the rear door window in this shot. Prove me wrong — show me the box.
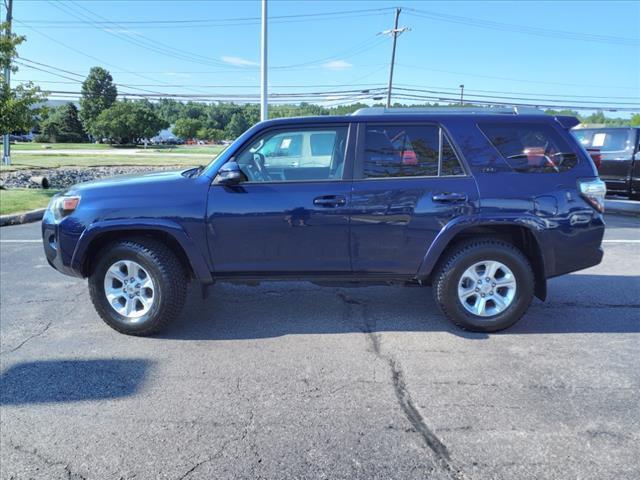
[361,124,464,178]
[479,122,579,173]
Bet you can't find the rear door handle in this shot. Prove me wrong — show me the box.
[314,195,347,207]
[432,192,468,202]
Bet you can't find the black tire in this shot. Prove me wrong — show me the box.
[433,239,534,332]
[88,238,187,336]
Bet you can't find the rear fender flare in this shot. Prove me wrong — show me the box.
[417,215,550,294]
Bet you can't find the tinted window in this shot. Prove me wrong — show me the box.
[441,136,464,176]
[235,127,348,182]
[572,128,634,153]
[480,122,578,173]
[364,125,439,178]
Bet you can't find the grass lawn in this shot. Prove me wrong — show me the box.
[148,145,226,155]
[8,143,226,156]
[0,188,59,215]
[9,142,113,151]
[0,154,208,171]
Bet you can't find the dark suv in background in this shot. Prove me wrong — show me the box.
[42,107,606,336]
[572,126,640,199]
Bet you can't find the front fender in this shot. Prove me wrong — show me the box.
[416,213,551,281]
[71,218,213,284]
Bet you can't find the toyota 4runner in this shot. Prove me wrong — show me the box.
[42,107,606,336]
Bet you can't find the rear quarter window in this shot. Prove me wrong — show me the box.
[479,122,579,173]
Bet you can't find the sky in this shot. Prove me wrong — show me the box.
[6,0,640,116]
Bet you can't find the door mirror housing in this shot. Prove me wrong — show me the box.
[214,161,246,185]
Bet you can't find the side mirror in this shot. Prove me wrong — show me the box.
[214,161,246,185]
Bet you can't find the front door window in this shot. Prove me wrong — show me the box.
[235,126,349,182]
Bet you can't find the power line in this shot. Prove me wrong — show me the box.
[395,63,640,91]
[16,73,640,107]
[405,8,639,46]
[14,20,208,95]
[38,86,640,111]
[15,58,640,104]
[49,1,234,70]
[37,1,389,72]
[15,58,177,96]
[393,87,640,107]
[17,7,396,27]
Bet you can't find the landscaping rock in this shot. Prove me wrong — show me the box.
[0,166,180,190]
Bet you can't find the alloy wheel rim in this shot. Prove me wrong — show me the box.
[457,260,517,317]
[103,260,155,320]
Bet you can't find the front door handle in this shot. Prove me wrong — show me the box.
[432,192,468,203]
[314,195,347,207]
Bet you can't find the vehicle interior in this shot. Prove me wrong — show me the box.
[235,128,348,182]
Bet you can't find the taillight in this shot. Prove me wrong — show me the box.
[578,178,606,213]
[586,147,602,169]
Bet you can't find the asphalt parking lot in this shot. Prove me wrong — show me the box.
[1,215,638,480]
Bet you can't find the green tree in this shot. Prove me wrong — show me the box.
[79,67,117,135]
[630,114,640,127]
[583,111,607,125]
[224,112,248,139]
[0,22,44,135]
[37,103,86,142]
[196,127,225,142]
[91,100,168,144]
[155,98,184,124]
[172,117,202,139]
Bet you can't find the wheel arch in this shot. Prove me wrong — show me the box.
[418,218,547,300]
[72,220,213,284]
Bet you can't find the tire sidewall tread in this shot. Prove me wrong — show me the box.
[433,239,534,333]
[88,238,186,336]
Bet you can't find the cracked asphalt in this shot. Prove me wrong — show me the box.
[1,215,639,480]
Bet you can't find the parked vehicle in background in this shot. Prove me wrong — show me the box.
[42,107,606,336]
[572,127,640,200]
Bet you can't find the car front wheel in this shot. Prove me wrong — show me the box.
[88,238,187,336]
[433,239,534,332]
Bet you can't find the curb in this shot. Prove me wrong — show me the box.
[605,199,640,216]
[0,208,46,227]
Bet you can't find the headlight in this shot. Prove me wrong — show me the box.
[49,195,81,220]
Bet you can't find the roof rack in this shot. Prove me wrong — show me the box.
[351,106,545,116]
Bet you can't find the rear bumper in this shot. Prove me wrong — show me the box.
[543,212,605,278]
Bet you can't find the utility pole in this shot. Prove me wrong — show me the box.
[459,84,464,106]
[3,0,13,165]
[260,0,268,121]
[383,8,408,109]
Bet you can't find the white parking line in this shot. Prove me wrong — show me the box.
[0,240,42,243]
[602,240,640,244]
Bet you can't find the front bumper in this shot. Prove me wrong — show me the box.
[42,209,85,278]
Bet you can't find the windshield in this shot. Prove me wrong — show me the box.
[198,143,233,176]
[572,128,634,153]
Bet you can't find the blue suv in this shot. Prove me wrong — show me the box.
[42,107,606,336]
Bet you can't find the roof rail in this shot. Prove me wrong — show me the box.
[351,106,545,116]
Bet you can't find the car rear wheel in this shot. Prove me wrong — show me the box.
[88,238,187,336]
[433,239,534,332]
